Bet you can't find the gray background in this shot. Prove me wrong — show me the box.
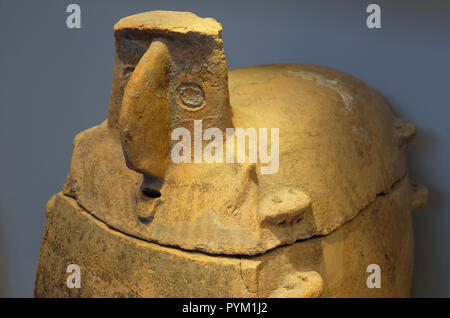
[0,0,449,297]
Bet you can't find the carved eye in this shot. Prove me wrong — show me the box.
[177,83,205,110]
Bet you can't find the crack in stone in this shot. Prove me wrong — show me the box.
[65,171,408,259]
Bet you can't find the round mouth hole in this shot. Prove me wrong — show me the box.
[142,188,161,198]
[138,216,153,224]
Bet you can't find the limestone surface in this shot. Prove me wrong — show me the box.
[36,10,428,297]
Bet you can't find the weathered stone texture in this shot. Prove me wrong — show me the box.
[35,11,428,298]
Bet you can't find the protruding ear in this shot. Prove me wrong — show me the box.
[393,118,416,148]
[409,179,429,213]
[260,188,312,227]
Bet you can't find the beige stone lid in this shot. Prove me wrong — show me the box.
[63,11,418,256]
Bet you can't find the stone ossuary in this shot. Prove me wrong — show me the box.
[35,11,428,298]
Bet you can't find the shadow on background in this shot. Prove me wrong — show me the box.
[407,128,450,297]
[0,192,9,297]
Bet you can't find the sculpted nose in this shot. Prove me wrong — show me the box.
[119,39,171,179]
